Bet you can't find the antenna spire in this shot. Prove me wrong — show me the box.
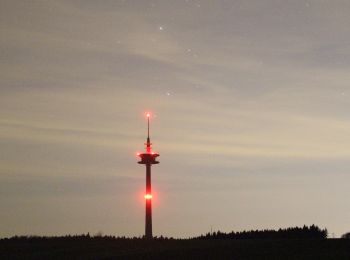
[146,113,151,152]
[147,115,150,140]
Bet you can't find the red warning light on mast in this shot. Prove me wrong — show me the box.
[144,194,152,200]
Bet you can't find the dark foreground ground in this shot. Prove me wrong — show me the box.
[1,237,350,259]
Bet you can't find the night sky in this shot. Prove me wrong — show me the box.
[1,0,350,238]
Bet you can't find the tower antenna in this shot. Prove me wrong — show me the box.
[147,113,150,141]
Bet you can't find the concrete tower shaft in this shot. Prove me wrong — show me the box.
[137,113,159,239]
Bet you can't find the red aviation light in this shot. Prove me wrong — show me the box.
[146,112,151,118]
[144,194,152,200]
[136,152,141,156]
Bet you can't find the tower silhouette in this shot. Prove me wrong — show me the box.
[137,113,159,239]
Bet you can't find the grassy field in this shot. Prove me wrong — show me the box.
[1,237,350,259]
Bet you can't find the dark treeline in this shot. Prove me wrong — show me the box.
[1,225,327,241]
[4,226,348,259]
[194,225,327,239]
[0,233,174,242]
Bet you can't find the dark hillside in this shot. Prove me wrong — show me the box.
[1,236,350,259]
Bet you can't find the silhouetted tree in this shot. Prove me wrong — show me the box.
[341,232,350,239]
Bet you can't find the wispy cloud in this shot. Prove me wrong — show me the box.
[1,0,350,238]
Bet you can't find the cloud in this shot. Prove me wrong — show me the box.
[1,0,350,237]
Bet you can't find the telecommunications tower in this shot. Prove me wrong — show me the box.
[137,112,159,239]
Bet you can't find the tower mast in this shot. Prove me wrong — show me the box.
[137,112,159,239]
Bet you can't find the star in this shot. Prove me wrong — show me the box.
[159,26,164,31]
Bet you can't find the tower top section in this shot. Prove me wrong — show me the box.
[138,112,159,165]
